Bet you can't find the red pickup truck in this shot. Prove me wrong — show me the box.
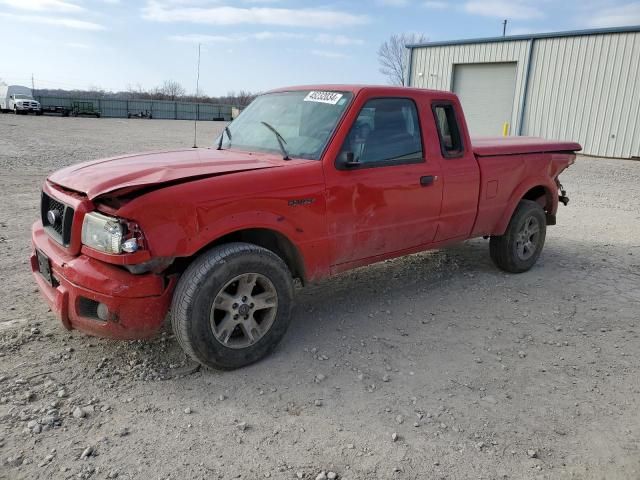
[31,85,580,369]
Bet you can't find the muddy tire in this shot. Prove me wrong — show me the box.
[171,242,294,370]
[490,200,547,273]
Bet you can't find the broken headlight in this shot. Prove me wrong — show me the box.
[81,212,141,254]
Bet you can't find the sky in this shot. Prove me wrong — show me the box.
[1,0,639,96]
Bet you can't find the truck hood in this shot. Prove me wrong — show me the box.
[48,148,284,200]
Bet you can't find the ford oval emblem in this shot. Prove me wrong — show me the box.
[47,210,59,225]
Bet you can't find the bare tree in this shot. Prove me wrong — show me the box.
[158,80,186,100]
[378,33,427,86]
[230,90,257,108]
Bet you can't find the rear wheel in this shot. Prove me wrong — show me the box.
[171,243,294,370]
[490,200,547,273]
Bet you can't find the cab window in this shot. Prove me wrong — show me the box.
[433,104,464,157]
[338,98,423,168]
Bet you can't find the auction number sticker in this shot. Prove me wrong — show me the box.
[304,91,344,105]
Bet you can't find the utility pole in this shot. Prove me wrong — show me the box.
[31,73,35,92]
[193,43,201,149]
[502,19,508,37]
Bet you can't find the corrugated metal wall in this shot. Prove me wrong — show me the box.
[408,40,531,134]
[408,30,640,159]
[36,96,233,121]
[523,32,640,158]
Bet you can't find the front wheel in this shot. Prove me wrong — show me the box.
[171,243,294,370]
[490,200,547,273]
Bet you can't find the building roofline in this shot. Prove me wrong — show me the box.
[406,25,640,49]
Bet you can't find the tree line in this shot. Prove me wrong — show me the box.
[31,80,257,107]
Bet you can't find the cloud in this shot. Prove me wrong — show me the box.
[311,49,349,59]
[0,0,83,11]
[170,34,234,43]
[376,0,409,6]
[170,32,304,43]
[64,41,93,49]
[423,1,448,9]
[314,34,365,46]
[463,0,544,20]
[0,12,105,29]
[584,3,640,27]
[142,1,370,28]
[170,31,364,46]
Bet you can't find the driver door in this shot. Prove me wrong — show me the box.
[324,95,443,270]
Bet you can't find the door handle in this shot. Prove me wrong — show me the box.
[420,175,436,187]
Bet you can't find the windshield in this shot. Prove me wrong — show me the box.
[216,90,353,160]
[14,94,33,100]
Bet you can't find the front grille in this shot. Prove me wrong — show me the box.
[41,191,74,246]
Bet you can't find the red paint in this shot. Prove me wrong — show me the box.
[31,85,580,339]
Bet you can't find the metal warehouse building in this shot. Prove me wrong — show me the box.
[406,26,640,159]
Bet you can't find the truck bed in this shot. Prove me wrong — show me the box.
[472,136,582,157]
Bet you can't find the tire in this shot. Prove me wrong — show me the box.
[171,242,294,370]
[490,200,547,273]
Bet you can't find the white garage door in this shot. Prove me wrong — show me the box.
[453,62,517,136]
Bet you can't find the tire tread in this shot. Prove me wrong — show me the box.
[171,242,292,369]
[489,200,547,273]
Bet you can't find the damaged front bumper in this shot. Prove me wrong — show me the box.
[31,221,175,340]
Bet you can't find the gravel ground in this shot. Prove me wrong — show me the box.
[0,114,639,480]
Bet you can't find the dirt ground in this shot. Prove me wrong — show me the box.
[0,114,639,480]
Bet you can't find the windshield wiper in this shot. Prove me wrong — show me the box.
[217,126,232,150]
[260,121,290,160]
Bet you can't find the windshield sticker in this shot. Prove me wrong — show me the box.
[304,91,344,105]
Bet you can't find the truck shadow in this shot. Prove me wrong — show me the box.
[283,235,637,347]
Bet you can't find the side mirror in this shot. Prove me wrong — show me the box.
[341,151,361,168]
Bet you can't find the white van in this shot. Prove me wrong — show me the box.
[0,85,42,115]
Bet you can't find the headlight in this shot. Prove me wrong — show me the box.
[81,212,141,254]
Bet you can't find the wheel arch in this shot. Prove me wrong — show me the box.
[522,185,552,211]
[495,178,558,235]
[173,227,306,284]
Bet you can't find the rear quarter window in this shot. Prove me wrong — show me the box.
[432,103,464,158]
